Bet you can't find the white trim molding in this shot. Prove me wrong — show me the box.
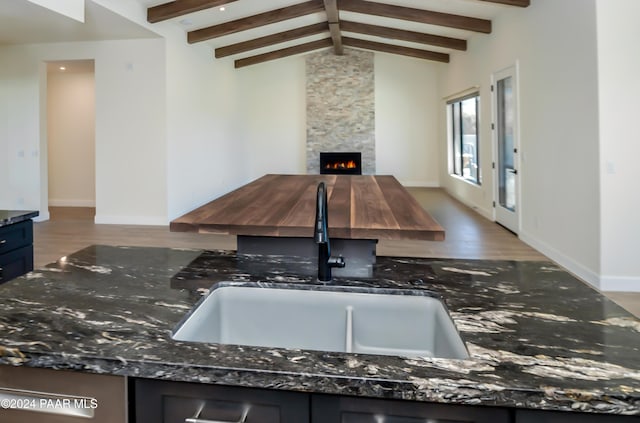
[519,230,601,289]
[599,275,640,293]
[93,215,168,226]
[49,199,96,207]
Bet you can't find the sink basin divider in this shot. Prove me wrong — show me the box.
[345,305,354,353]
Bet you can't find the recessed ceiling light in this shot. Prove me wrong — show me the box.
[59,66,66,71]
[179,18,193,26]
[219,6,225,11]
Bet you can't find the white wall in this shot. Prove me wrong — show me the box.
[440,0,602,287]
[230,51,443,187]
[0,38,167,224]
[376,53,443,186]
[0,49,45,214]
[236,56,307,182]
[597,0,640,291]
[93,0,247,221]
[47,67,95,207]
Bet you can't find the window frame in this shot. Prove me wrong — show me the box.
[447,93,481,185]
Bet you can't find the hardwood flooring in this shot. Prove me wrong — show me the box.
[33,188,639,318]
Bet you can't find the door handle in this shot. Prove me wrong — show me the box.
[185,402,250,423]
[0,239,6,245]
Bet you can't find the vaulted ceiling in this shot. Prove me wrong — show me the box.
[143,0,530,68]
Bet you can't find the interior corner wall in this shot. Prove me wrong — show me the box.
[0,46,46,213]
[375,53,443,187]
[236,56,307,182]
[596,0,640,292]
[163,37,245,220]
[440,0,602,287]
[91,0,248,222]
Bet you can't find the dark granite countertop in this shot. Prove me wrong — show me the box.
[0,210,39,227]
[0,245,638,416]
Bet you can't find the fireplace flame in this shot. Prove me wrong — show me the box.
[325,160,357,170]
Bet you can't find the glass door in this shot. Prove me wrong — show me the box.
[493,66,520,233]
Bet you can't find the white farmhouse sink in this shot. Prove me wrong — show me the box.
[172,284,468,359]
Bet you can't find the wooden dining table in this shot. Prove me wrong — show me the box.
[170,174,445,242]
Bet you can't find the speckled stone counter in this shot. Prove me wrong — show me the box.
[0,210,39,227]
[0,245,638,416]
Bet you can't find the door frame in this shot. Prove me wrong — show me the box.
[491,63,521,234]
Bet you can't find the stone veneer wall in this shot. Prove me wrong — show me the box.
[306,48,375,174]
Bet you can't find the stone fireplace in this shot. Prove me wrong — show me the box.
[305,48,375,174]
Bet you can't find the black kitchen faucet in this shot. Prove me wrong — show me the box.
[314,182,345,281]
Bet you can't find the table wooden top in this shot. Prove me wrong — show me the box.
[170,174,445,241]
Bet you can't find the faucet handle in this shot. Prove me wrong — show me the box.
[328,256,346,269]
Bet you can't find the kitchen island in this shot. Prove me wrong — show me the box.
[170,174,445,241]
[0,245,638,421]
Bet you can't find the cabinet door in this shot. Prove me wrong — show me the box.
[135,379,310,423]
[0,245,34,283]
[312,394,512,423]
[0,365,126,423]
[0,220,33,254]
[516,409,639,422]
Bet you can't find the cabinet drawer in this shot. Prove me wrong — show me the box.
[0,220,33,254]
[135,379,310,423]
[312,394,511,423]
[516,409,639,422]
[0,245,34,283]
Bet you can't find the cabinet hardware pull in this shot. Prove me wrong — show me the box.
[0,239,6,245]
[185,402,249,423]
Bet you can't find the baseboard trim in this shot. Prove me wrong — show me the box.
[599,275,640,293]
[442,188,493,221]
[519,230,602,290]
[49,199,96,207]
[94,215,168,226]
[399,180,440,188]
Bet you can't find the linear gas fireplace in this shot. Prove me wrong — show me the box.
[320,152,362,175]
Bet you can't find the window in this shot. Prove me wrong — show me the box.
[448,94,480,184]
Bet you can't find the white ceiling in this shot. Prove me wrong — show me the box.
[0,0,158,46]
[1,0,518,64]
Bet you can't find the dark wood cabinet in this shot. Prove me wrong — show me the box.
[134,379,310,423]
[0,219,34,283]
[516,409,639,423]
[0,365,126,423]
[312,394,512,423]
[134,379,639,423]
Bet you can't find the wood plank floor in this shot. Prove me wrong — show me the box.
[32,188,639,318]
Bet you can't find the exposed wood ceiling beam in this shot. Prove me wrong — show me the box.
[340,21,466,51]
[147,0,237,23]
[477,0,530,6]
[323,0,343,55]
[188,0,324,43]
[339,0,492,34]
[342,37,449,63]
[215,22,328,58]
[235,38,333,68]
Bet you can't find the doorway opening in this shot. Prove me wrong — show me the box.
[46,60,96,218]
